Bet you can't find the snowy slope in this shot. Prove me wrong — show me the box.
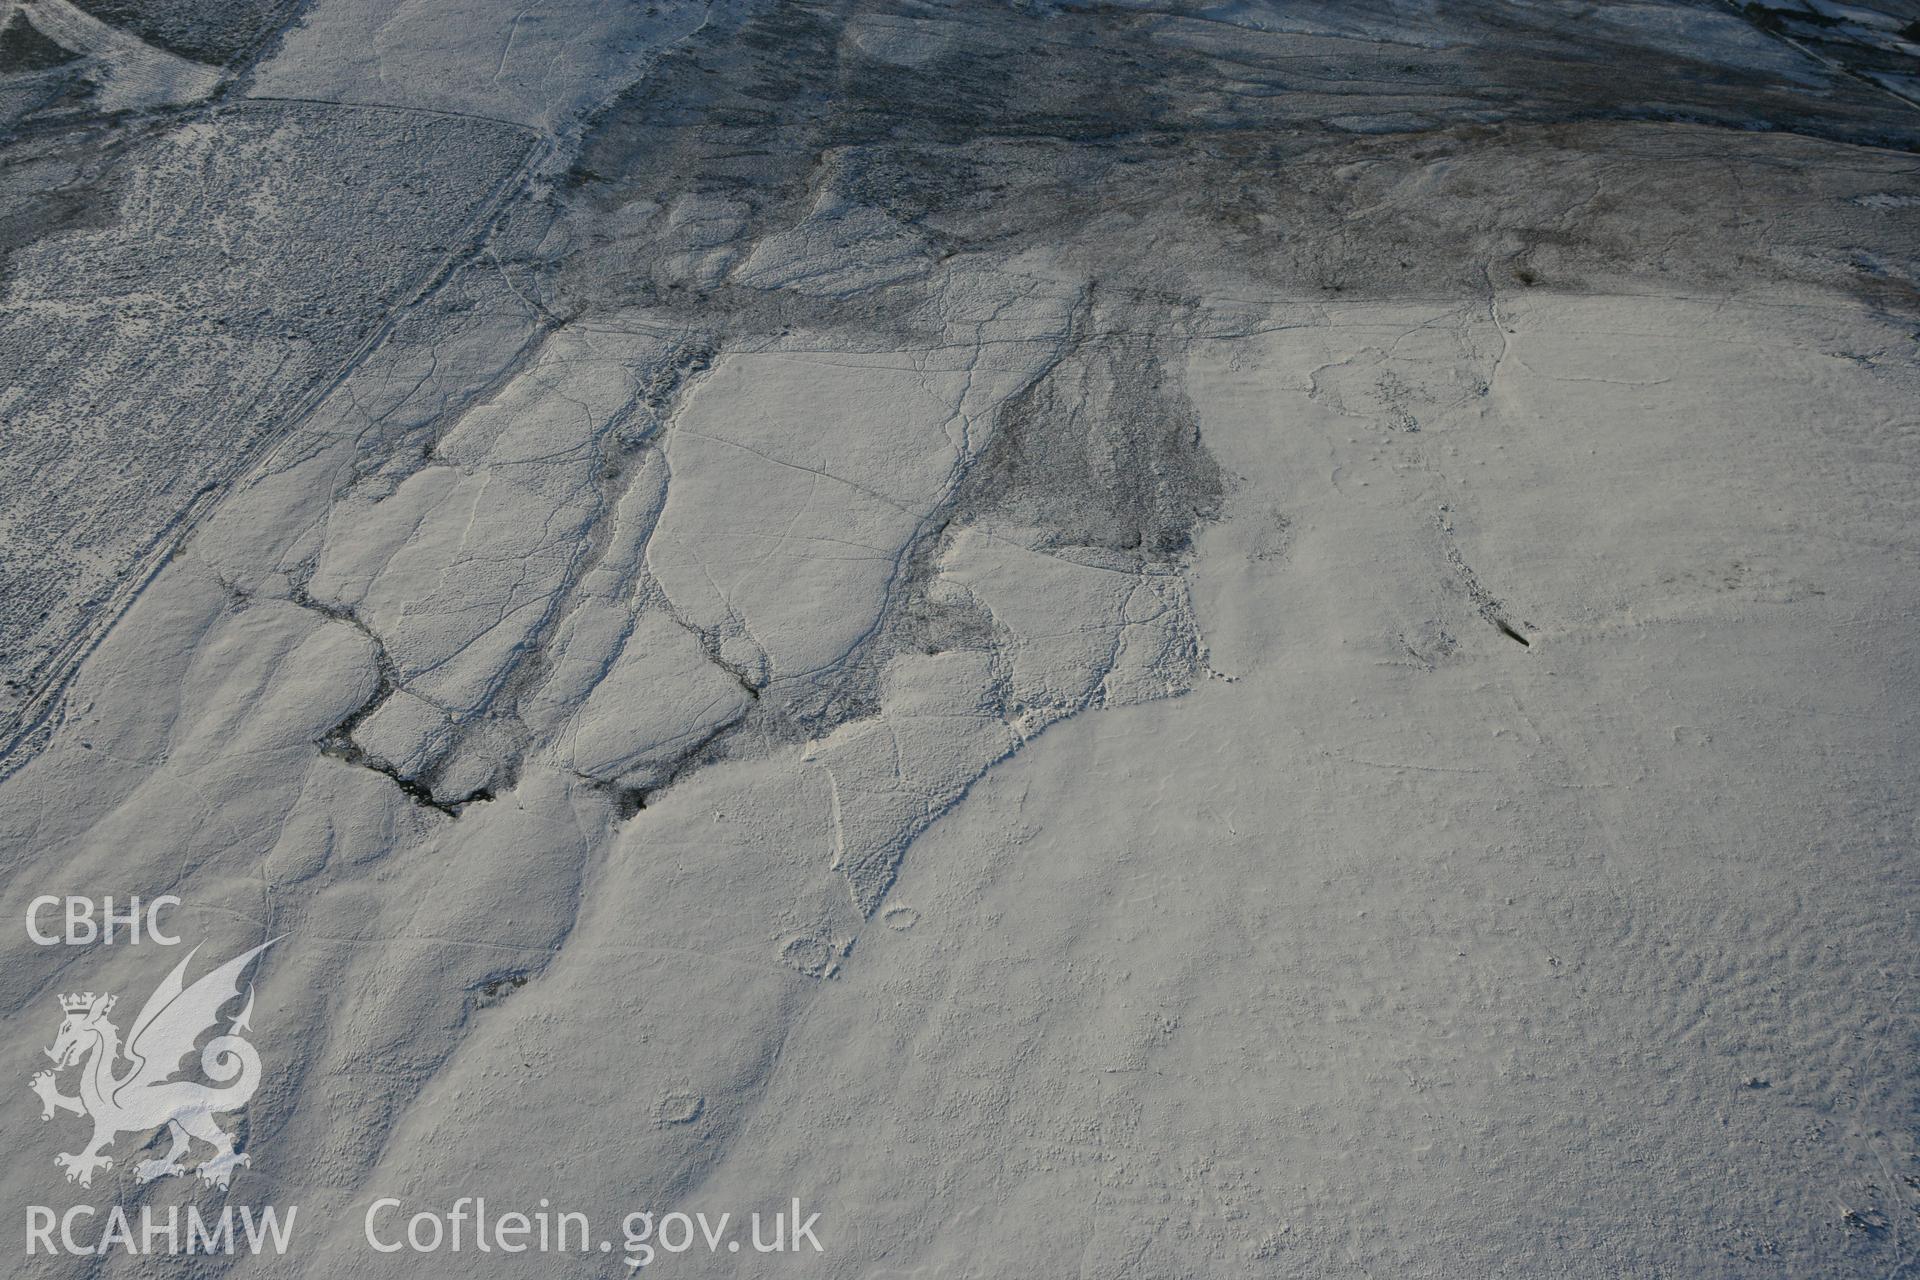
[0,2,1916,1277]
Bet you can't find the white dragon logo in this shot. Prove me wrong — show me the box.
[28,941,273,1189]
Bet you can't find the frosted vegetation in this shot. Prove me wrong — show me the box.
[0,1,1916,1275]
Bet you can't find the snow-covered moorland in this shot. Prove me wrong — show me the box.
[0,1,1916,1276]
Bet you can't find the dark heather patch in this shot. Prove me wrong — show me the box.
[0,14,80,73]
[65,0,305,66]
[956,323,1222,561]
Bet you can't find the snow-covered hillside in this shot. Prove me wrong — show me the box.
[0,2,1915,1276]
